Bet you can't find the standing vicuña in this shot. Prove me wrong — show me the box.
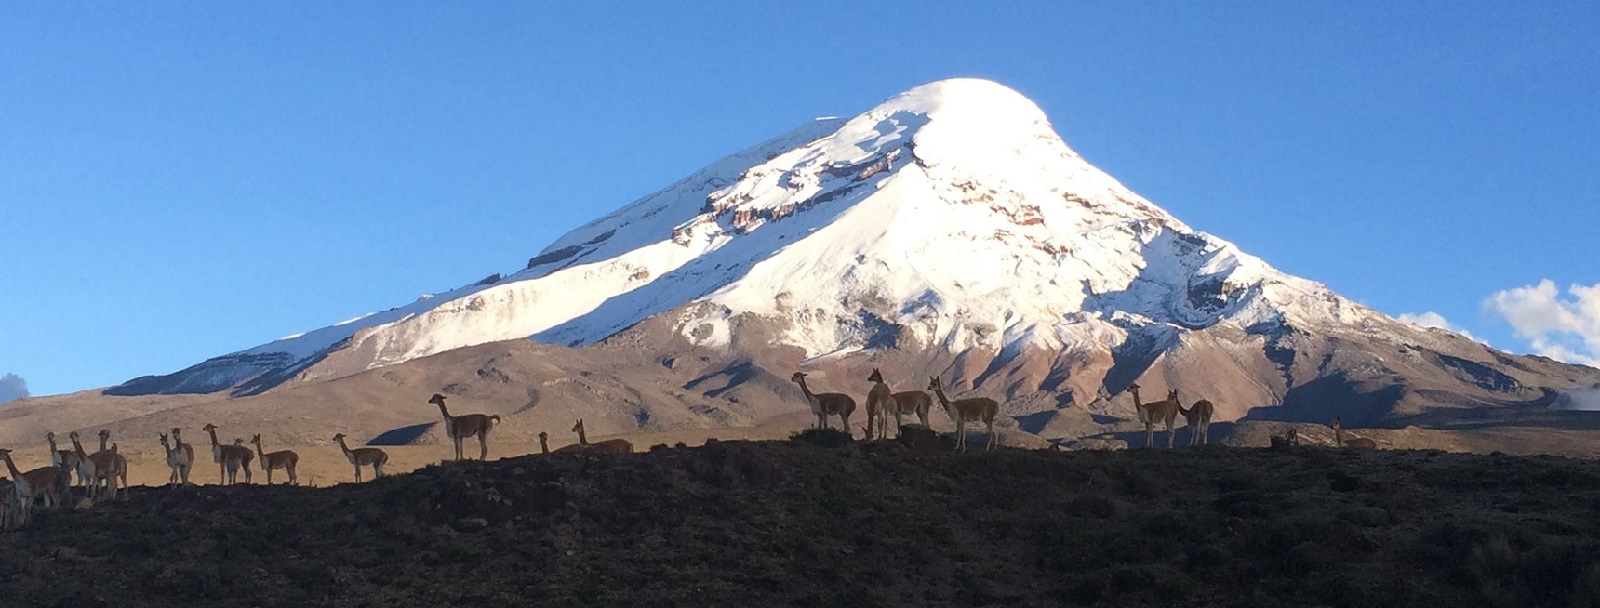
[1128,383,1180,448]
[864,368,895,440]
[0,448,67,528]
[45,432,83,489]
[201,423,254,484]
[791,372,856,436]
[96,430,129,499]
[927,376,999,451]
[1331,417,1378,449]
[68,431,114,501]
[332,433,388,482]
[0,479,17,531]
[171,428,197,479]
[1178,393,1215,446]
[250,434,300,485]
[892,386,933,429]
[158,432,193,487]
[429,393,500,461]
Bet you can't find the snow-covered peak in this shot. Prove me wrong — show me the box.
[115,78,1414,397]
[819,78,1055,166]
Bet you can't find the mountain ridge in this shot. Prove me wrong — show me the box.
[102,78,1599,433]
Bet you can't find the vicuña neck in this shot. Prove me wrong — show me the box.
[0,452,21,480]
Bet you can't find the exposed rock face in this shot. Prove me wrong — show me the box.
[104,78,1600,434]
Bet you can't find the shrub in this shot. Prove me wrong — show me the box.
[789,428,854,448]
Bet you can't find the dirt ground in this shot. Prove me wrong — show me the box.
[14,412,1600,493]
[3,433,1600,608]
[0,424,799,490]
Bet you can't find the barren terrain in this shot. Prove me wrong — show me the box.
[4,434,1600,607]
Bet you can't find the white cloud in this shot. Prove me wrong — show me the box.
[1483,280,1600,367]
[1396,311,1480,342]
[0,373,27,404]
[1552,388,1600,411]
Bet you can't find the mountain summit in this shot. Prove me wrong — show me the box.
[110,79,1599,428]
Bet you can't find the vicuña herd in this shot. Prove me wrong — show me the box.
[0,392,632,530]
[2,377,1383,531]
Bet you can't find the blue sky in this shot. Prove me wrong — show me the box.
[3,2,1598,398]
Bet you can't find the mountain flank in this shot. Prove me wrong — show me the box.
[24,77,1596,449]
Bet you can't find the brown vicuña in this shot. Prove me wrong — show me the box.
[332,433,388,482]
[0,447,67,529]
[157,432,193,487]
[1128,383,1180,449]
[68,431,116,501]
[96,429,129,500]
[250,434,300,485]
[171,427,197,479]
[864,368,896,440]
[891,387,934,429]
[0,478,17,531]
[1177,393,1215,446]
[201,423,254,485]
[791,371,857,435]
[1331,417,1378,449]
[927,376,999,451]
[864,368,932,438]
[45,431,84,489]
[429,393,500,461]
[556,419,634,454]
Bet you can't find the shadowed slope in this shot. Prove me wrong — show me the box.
[3,441,1600,607]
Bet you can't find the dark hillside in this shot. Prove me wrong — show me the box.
[4,437,1600,607]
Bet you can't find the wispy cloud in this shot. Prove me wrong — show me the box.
[1396,311,1481,342]
[0,373,28,404]
[1483,280,1600,367]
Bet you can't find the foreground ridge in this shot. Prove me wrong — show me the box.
[4,439,1599,607]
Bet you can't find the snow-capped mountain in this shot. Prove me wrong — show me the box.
[110,78,1599,426]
